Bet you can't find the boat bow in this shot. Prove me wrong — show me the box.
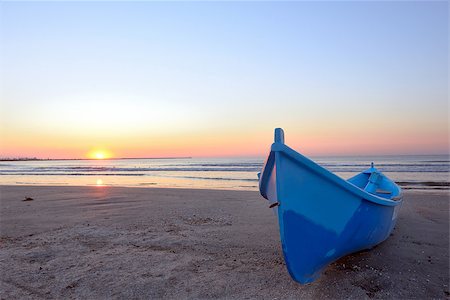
[258,128,403,284]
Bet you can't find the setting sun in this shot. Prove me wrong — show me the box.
[87,150,112,160]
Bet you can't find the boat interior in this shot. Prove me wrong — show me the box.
[347,165,401,200]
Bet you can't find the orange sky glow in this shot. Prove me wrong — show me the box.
[1,123,448,159]
[0,2,448,159]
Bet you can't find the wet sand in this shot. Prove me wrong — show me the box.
[0,186,448,299]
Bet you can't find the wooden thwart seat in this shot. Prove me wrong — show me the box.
[376,189,392,194]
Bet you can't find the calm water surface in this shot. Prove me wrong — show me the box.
[0,155,448,191]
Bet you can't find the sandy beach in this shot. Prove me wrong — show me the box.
[0,185,448,299]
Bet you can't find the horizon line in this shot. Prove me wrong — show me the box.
[0,156,193,162]
[1,153,449,162]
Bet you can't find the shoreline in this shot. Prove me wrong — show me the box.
[1,186,448,299]
[1,154,448,193]
[1,184,449,194]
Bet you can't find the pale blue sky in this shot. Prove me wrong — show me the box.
[0,1,448,157]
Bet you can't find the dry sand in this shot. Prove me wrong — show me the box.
[0,186,448,299]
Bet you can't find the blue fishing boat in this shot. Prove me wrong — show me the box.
[258,128,403,284]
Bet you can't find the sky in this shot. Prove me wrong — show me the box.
[0,1,448,159]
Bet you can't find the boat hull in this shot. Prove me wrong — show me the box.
[259,130,402,284]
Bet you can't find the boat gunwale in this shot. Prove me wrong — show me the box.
[259,151,275,200]
[265,142,403,207]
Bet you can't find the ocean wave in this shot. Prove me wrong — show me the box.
[330,169,450,173]
[162,175,259,182]
[319,163,450,167]
[169,163,263,167]
[417,160,450,163]
[400,186,449,190]
[396,181,450,187]
[0,173,145,176]
[0,167,263,173]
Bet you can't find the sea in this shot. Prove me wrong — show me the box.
[0,155,448,192]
